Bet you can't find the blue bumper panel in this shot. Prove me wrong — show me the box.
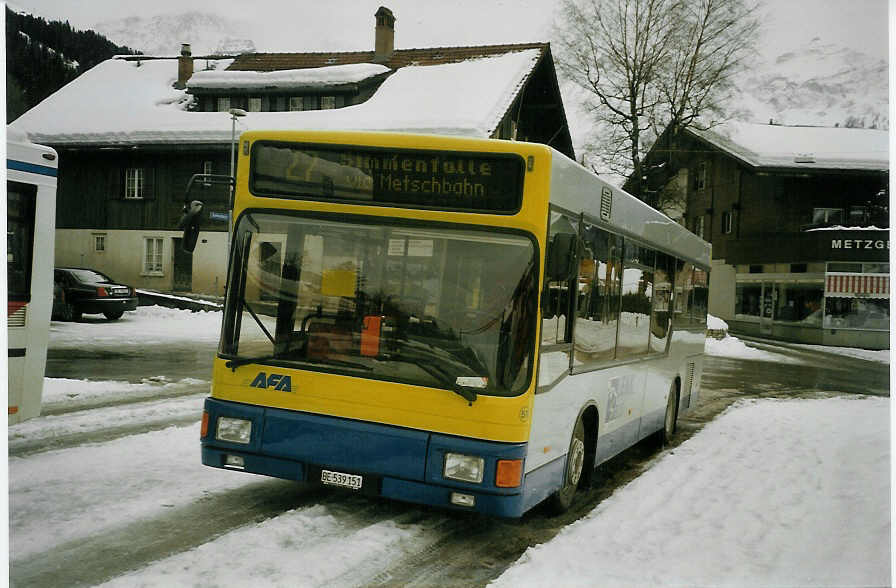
[201,398,529,516]
[202,446,303,481]
[261,407,430,481]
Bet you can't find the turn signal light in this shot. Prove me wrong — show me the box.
[495,459,523,488]
[96,287,108,297]
[200,411,209,438]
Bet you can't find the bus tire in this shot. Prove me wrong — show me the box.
[549,416,586,514]
[661,381,680,445]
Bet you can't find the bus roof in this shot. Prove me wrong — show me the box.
[548,148,711,268]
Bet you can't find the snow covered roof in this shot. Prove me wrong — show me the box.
[689,121,889,171]
[187,63,390,90]
[9,48,544,146]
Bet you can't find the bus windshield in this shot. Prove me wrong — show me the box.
[220,212,539,396]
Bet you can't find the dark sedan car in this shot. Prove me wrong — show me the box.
[52,267,139,321]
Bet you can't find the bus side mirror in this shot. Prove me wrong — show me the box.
[179,200,204,253]
[545,232,579,282]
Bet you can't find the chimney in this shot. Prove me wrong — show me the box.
[176,43,193,89]
[374,7,395,63]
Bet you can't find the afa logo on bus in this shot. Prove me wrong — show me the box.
[250,371,292,392]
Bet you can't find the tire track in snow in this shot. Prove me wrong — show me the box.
[9,394,207,457]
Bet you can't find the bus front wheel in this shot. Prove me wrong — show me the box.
[549,416,586,514]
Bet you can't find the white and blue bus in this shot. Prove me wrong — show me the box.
[191,130,710,516]
[7,135,58,424]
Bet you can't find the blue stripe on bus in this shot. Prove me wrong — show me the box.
[201,397,531,516]
[7,159,58,177]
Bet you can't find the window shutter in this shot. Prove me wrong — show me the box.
[112,167,124,200]
[144,168,156,200]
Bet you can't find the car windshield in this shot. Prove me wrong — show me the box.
[67,269,112,283]
[220,212,539,396]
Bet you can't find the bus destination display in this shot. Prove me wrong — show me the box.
[250,142,525,213]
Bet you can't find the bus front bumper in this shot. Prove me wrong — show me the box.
[201,397,529,517]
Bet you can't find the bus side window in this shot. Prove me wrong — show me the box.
[542,212,577,345]
[574,224,621,365]
[617,241,654,359]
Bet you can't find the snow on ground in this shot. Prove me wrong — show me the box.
[9,422,255,560]
[41,376,207,407]
[8,392,206,453]
[99,505,431,588]
[704,335,802,363]
[49,305,223,348]
[492,396,890,588]
[13,305,889,585]
[787,343,891,364]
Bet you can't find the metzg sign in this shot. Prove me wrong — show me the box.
[830,238,890,251]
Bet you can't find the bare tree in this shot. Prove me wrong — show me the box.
[659,0,761,136]
[555,0,679,190]
[555,0,761,201]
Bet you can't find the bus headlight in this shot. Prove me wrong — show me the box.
[443,453,484,484]
[216,417,252,444]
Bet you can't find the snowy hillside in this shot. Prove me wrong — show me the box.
[734,38,888,129]
[93,11,255,56]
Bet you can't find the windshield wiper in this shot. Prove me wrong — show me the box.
[393,348,481,405]
[225,354,279,371]
[225,353,373,373]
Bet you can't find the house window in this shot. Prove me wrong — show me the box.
[848,206,869,225]
[693,215,705,239]
[696,162,707,190]
[790,263,807,273]
[125,168,145,199]
[94,234,106,252]
[248,97,262,112]
[811,207,844,225]
[143,237,164,275]
[320,96,336,110]
[217,97,231,112]
[748,264,763,273]
[289,97,304,111]
[721,211,733,234]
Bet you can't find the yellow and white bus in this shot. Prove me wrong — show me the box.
[7,136,58,424]
[191,130,710,516]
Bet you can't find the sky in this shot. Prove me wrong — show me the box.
[6,0,890,61]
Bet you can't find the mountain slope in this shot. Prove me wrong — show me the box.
[93,12,255,56]
[733,38,888,129]
[5,6,140,122]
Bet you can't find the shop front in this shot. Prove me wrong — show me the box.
[723,230,889,350]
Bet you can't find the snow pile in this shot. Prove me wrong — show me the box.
[706,314,728,331]
[492,396,890,588]
[11,49,542,144]
[691,121,888,170]
[188,63,390,89]
[704,335,796,363]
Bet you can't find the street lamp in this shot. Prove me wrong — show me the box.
[227,108,247,259]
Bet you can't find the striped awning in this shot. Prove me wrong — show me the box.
[825,273,890,298]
